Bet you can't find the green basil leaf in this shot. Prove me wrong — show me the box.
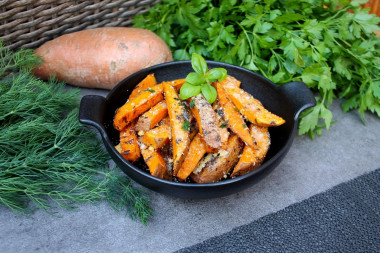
[180,82,201,100]
[186,72,205,85]
[207,68,227,82]
[191,53,208,75]
[201,83,217,104]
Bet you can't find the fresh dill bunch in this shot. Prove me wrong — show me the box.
[0,40,42,75]
[0,42,153,224]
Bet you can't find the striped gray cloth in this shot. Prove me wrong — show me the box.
[177,168,380,253]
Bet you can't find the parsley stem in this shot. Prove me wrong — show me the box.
[324,6,350,21]
[236,21,255,65]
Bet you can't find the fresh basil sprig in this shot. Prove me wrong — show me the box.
[180,53,227,104]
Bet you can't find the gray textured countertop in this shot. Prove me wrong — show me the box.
[1,87,379,253]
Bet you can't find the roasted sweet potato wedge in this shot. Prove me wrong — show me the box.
[223,85,285,127]
[117,123,140,162]
[163,82,191,176]
[135,101,168,132]
[219,75,241,88]
[140,144,171,180]
[129,73,157,99]
[216,82,255,148]
[141,123,171,149]
[212,102,230,150]
[170,79,186,91]
[176,133,207,181]
[190,94,222,150]
[113,83,163,130]
[160,140,174,175]
[231,125,270,178]
[157,116,170,126]
[191,134,242,183]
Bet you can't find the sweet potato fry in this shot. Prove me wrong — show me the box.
[116,123,140,162]
[170,79,186,91]
[216,82,255,148]
[219,75,241,88]
[141,124,171,149]
[176,133,207,181]
[216,125,229,151]
[163,82,191,176]
[135,101,168,132]
[191,134,242,183]
[212,102,230,150]
[158,116,170,126]
[140,144,171,180]
[223,85,285,127]
[231,125,270,178]
[113,83,163,130]
[190,94,221,149]
[189,123,198,140]
[129,73,157,99]
[160,141,174,175]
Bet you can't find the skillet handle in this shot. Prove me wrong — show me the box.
[279,81,316,120]
[79,95,108,136]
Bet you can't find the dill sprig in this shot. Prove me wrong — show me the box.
[0,42,153,224]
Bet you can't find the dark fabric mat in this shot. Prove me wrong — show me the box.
[177,168,380,253]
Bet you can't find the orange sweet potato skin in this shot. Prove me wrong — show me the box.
[219,75,241,88]
[216,82,255,148]
[141,124,171,149]
[163,82,191,176]
[176,133,207,181]
[171,79,186,91]
[135,101,168,132]
[33,27,172,90]
[223,85,285,127]
[231,125,270,178]
[113,84,163,130]
[129,73,157,99]
[140,145,171,180]
[118,123,140,162]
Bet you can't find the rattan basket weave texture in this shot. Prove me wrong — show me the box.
[0,0,160,51]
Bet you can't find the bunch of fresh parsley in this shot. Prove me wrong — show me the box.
[134,0,380,138]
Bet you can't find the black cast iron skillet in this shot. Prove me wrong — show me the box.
[79,61,316,199]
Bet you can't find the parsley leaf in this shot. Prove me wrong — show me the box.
[182,120,190,131]
[134,0,380,137]
[145,88,155,93]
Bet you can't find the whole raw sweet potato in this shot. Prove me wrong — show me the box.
[33,27,173,89]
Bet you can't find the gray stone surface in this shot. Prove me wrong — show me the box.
[1,88,379,253]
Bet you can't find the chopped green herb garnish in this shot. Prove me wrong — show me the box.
[189,99,195,109]
[145,88,155,93]
[182,120,190,131]
[220,122,228,128]
[181,101,189,110]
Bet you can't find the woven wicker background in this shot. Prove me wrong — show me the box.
[1,0,379,52]
[0,0,160,51]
